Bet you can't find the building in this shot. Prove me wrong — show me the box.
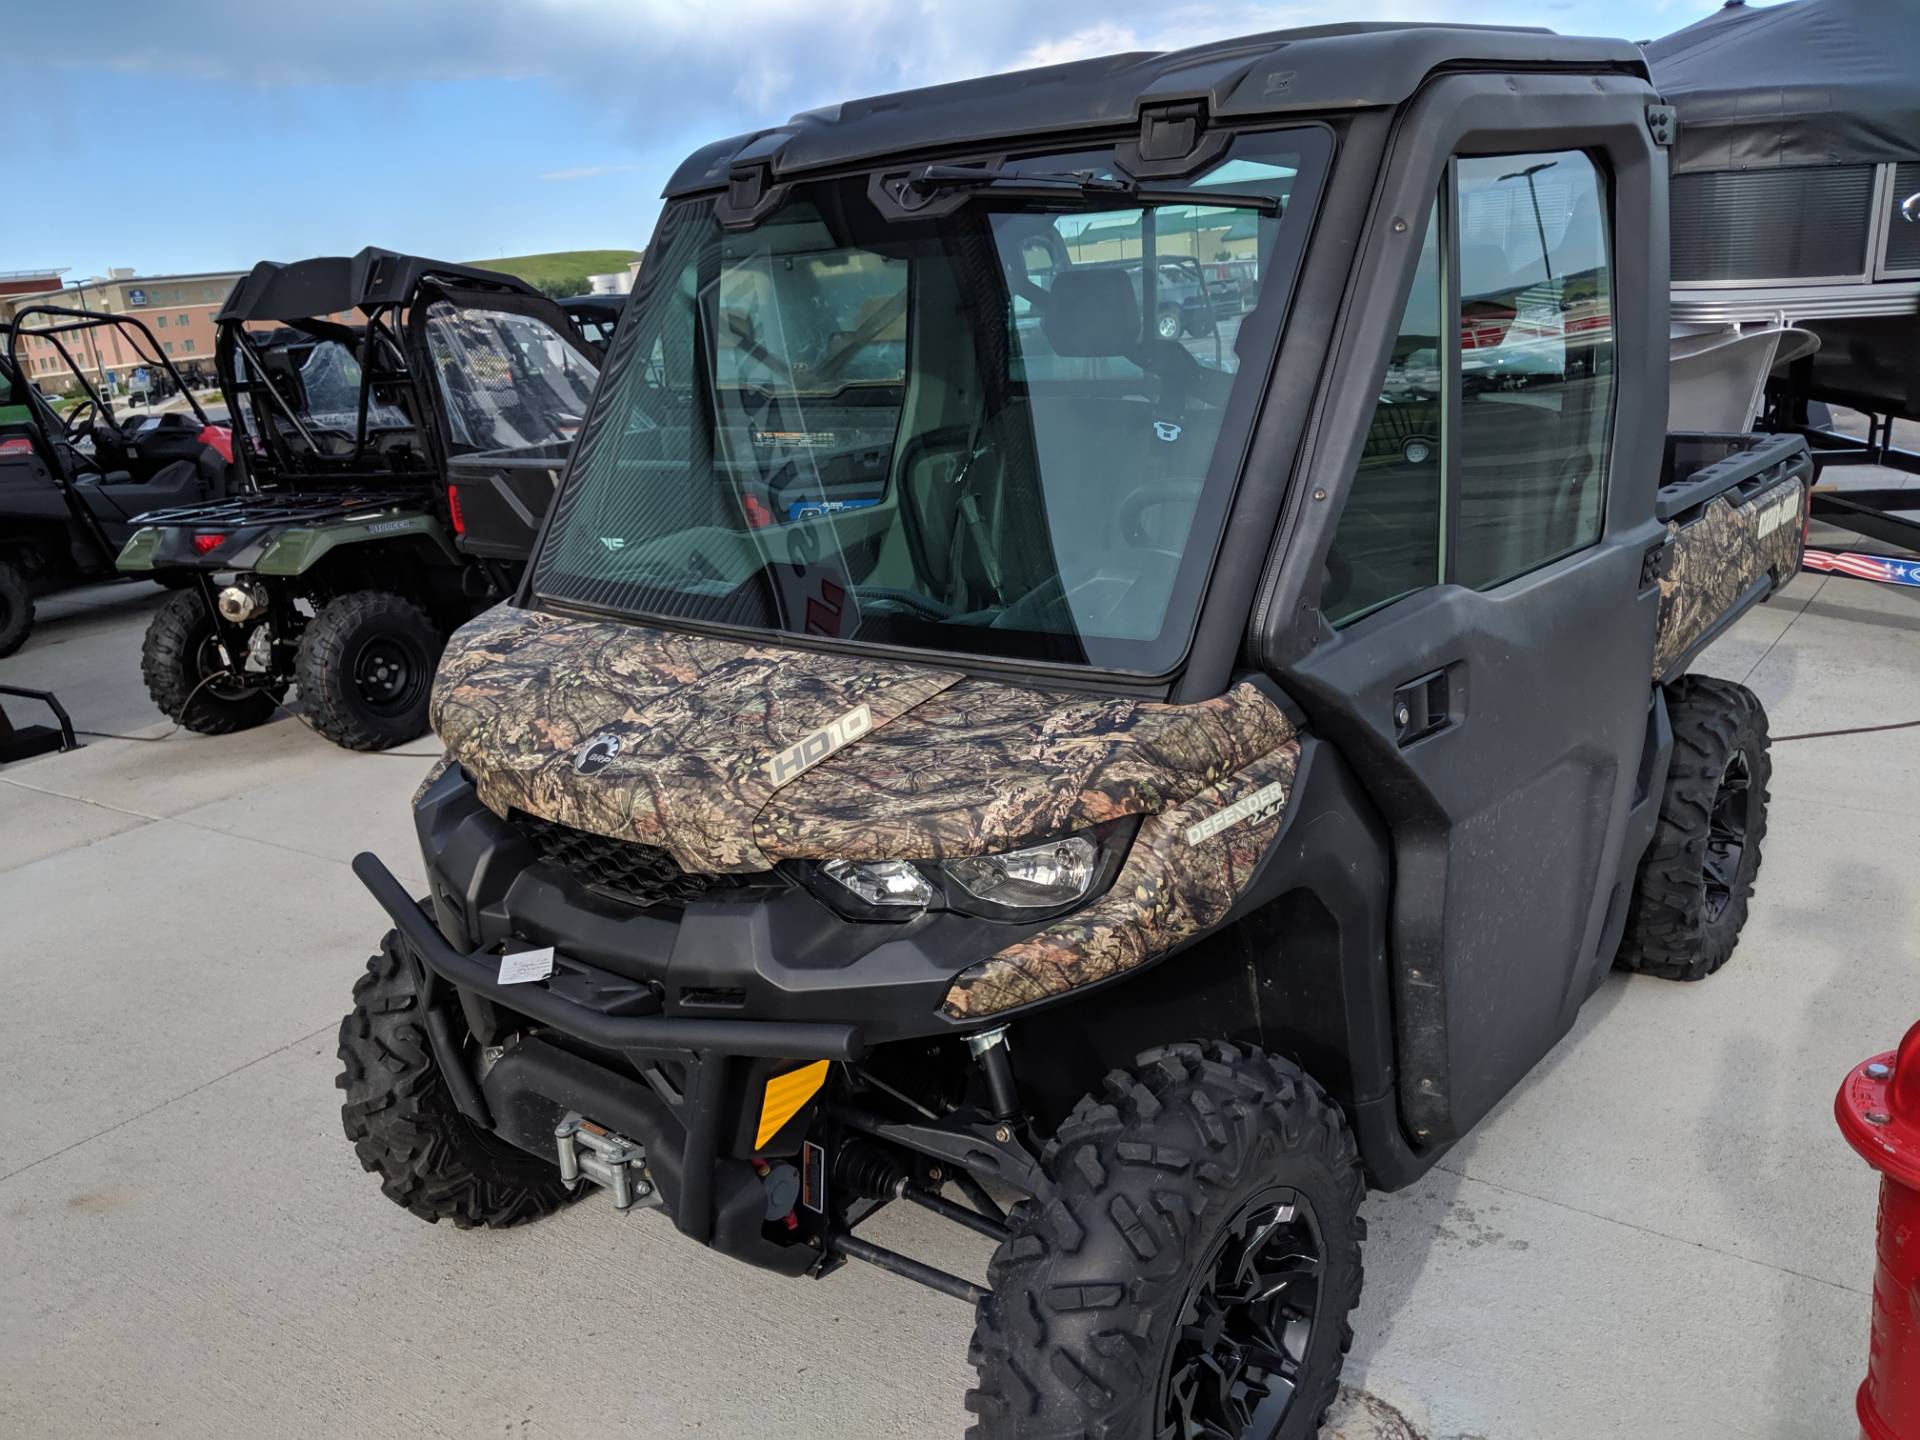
[0,268,67,300]
[1,266,247,395]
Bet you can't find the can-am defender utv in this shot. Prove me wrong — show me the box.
[115,248,604,749]
[0,309,235,655]
[339,26,1811,1436]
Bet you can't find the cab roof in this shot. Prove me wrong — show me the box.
[664,22,1647,196]
[215,247,542,325]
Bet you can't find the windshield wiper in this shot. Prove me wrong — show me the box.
[878,163,1281,217]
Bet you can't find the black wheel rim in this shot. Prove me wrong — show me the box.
[350,632,429,717]
[194,628,260,701]
[1703,749,1753,922]
[1161,1187,1324,1439]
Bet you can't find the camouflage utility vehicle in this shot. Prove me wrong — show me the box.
[115,249,603,749]
[340,25,1810,1436]
[0,309,235,656]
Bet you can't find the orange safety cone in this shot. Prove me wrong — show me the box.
[1837,1020,1920,1440]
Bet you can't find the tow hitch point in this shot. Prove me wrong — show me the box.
[554,1114,657,1211]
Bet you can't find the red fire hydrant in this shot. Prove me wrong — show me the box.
[1837,1019,1920,1439]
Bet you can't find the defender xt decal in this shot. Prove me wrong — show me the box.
[1653,471,1806,679]
[1184,780,1289,846]
[944,740,1302,1018]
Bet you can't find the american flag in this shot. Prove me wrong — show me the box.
[1802,549,1920,588]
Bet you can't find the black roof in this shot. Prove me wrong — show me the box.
[1646,0,1920,172]
[215,247,543,325]
[664,23,1647,196]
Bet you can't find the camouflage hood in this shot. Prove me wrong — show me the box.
[431,605,1297,876]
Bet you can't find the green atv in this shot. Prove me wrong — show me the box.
[116,248,606,749]
[338,25,1810,1437]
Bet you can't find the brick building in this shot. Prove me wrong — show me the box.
[2,266,246,395]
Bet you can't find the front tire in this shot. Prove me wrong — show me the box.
[0,558,32,657]
[1616,676,1771,981]
[337,931,580,1228]
[967,1042,1366,1440]
[1155,305,1184,342]
[295,590,443,751]
[139,588,279,734]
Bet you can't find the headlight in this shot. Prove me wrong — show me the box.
[819,858,934,910]
[805,827,1122,923]
[945,836,1096,911]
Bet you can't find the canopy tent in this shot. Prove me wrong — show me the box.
[1645,0,1920,173]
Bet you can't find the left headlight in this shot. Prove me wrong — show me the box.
[804,830,1116,922]
[945,836,1097,912]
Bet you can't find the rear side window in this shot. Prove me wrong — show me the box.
[1323,149,1615,625]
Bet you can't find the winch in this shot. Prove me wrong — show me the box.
[553,1113,659,1211]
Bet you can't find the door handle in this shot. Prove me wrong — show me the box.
[1392,668,1454,746]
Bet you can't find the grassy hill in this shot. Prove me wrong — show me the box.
[468,249,640,291]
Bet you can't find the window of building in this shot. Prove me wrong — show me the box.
[163,341,175,354]
[183,339,196,353]
[177,313,189,326]
[1323,149,1615,624]
[156,315,168,328]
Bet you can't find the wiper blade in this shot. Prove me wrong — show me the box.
[877,163,1281,217]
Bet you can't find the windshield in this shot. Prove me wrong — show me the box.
[532,127,1325,672]
[425,302,601,453]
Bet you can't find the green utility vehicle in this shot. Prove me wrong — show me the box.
[117,249,603,748]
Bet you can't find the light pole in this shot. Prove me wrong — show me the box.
[1497,160,1559,282]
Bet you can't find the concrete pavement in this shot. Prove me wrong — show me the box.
[1,564,1915,1437]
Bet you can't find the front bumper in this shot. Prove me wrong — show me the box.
[353,763,1054,1275]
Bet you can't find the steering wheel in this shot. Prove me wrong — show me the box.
[1117,478,1205,554]
[61,398,97,440]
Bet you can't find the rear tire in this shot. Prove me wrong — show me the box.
[0,558,32,657]
[967,1042,1365,1440]
[337,931,579,1228]
[139,588,278,734]
[1156,305,1183,341]
[1616,676,1771,981]
[295,590,443,751]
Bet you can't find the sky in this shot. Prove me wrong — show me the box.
[0,0,1735,282]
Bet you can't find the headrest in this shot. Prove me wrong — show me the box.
[1042,268,1140,358]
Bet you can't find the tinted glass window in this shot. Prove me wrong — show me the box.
[1452,151,1613,590]
[531,129,1326,672]
[1323,205,1443,624]
[425,304,601,454]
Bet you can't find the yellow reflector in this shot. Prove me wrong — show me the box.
[756,1060,831,1149]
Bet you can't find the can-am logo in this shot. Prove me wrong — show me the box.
[572,732,623,775]
[764,705,872,786]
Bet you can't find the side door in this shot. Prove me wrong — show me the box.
[1266,74,1670,1147]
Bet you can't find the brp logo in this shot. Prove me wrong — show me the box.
[1153,420,1182,443]
[572,732,623,775]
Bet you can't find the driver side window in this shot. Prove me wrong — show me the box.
[1323,151,1615,626]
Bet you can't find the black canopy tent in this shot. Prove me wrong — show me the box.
[1648,0,1920,508]
[1646,0,1920,173]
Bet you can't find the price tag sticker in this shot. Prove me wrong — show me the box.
[497,946,555,985]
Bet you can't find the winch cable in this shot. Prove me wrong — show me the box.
[73,670,435,757]
[1773,717,1920,743]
